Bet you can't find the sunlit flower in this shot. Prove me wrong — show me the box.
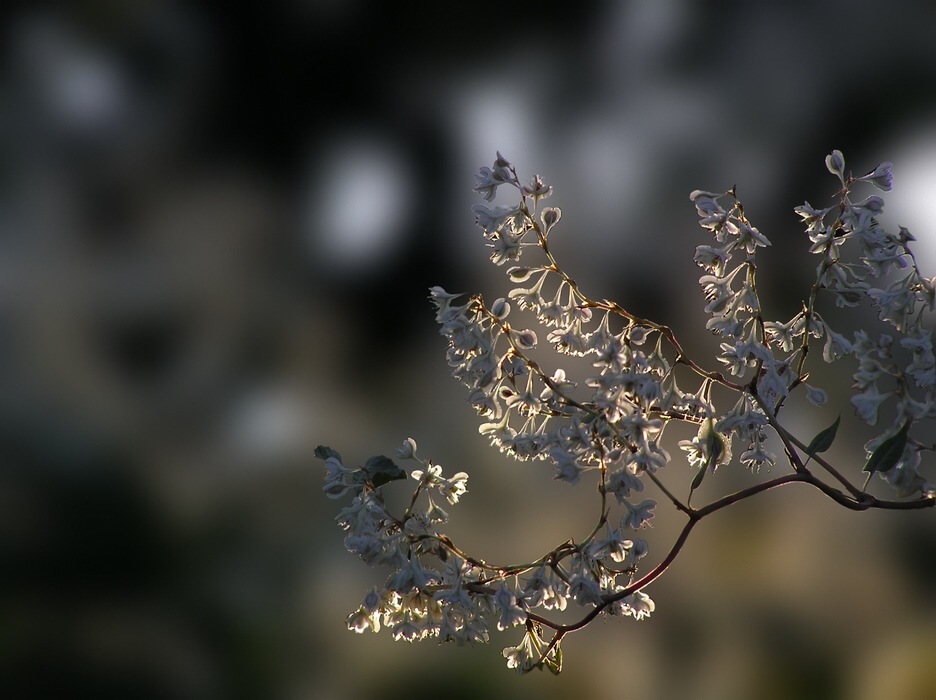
[851,383,892,425]
[612,590,655,620]
[494,584,527,630]
[858,161,894,191]
[502,630,537,673]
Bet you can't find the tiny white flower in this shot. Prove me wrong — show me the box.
[739,432,776,472]
[502,631,537,673]
[823,327,853,362]
[474,166,505,201]
[694,244,731,275]
[471,203,515,231]
[586,525,634,563]
[621,499,656,530]
[569,572,603,606]
[439,472,469,504]
[551,447,585,484]
[858,161,894,191]
[765,314,803,352]
[522,174,553,200]
[851,384,892,425]
[395,437,418,460]
[607,465,644,503]
[494,584,527,630]
[613,590,655,620]
[347,607,379,634]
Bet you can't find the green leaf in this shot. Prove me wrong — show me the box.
[314,445,342,462]
[690,464,707,493]
[364,455,406,487]
[863,420,911,474]
[805,415,840,457]
[544,642,562,675]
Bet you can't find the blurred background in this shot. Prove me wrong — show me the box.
[2,1,936,698]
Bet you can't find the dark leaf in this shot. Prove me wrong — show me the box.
[314,445,342,462]
[805,415,840,457]
[364,455,406,487]
[863,420,910,474]
[544,643,562,675]
[690,464,707,493]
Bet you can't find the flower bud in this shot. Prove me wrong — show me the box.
[491,297,510,319]
[395,437,418,460]
[825,149,846,180]
[514,329,538,349]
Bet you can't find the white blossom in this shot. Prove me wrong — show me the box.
[858,161,894,191]
[851,383,892,425]
[612,590,655,620]
[494,584,527,630]
[502,630,538,673]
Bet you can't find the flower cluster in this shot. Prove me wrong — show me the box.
[322,442,492,645]
[320,150,936,675]
[787,151,933,493]
[318,436,654,674]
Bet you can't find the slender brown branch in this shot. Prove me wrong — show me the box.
[645,470,693,516]
[749,388,866,498]
[532,471,933,643]
[783,429,865,499]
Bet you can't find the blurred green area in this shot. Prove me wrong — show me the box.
[2,2,936,698]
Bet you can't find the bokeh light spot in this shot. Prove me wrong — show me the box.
[304,135,414,274]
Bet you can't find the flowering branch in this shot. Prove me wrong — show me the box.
[318,150,935,674]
